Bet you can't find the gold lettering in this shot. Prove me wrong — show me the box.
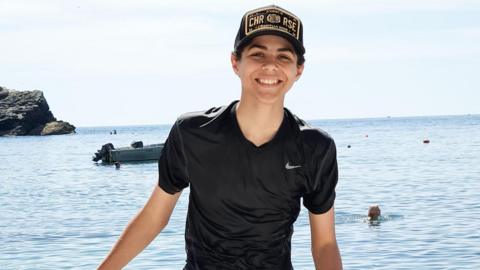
[256,15,264,25]
[249,15,265,27]
[282,18,297,31]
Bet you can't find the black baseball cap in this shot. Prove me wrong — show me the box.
[234,5,305,56]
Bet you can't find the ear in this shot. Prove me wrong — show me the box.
[295,64,304,81]
[231,53,240,75]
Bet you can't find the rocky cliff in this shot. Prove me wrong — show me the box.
[0,86,76,136]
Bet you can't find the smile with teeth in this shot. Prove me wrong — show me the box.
[256,78,282,85]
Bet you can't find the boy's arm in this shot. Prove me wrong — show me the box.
[309,206,343,270]
[98,185,182,270]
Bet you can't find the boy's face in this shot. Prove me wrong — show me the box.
[231,35,304,105]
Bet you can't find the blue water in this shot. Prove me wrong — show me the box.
[1,114,479,269]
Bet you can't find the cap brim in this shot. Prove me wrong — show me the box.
[235,30,305,56]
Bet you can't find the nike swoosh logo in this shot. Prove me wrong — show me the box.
[285,162,302,170]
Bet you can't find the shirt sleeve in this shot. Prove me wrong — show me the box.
[302,138,338,214]
[158,119,189,194]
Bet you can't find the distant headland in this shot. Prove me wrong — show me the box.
[0,86,75,136]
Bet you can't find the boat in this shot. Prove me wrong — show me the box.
[92,141,164,163]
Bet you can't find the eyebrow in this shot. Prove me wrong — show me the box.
[247,44,295,54]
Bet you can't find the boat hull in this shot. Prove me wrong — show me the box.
[109,144,164,162]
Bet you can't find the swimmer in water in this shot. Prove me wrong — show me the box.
[368,205,381,220]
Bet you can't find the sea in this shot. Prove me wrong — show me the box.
[1,114,479,269]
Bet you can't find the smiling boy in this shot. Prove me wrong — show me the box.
[99,5,342,270]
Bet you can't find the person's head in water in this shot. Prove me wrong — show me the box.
[368,205,381,220]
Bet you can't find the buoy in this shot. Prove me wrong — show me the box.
[365,134,369,138]
[423,139,430,144]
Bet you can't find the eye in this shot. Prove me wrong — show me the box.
[249,52,264,58]
[278,54,293,62]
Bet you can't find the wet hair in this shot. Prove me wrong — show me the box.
[233,43,305,66]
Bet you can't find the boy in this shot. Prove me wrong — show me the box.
[99,5,342,270]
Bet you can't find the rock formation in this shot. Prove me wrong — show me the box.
[0,86,76,136]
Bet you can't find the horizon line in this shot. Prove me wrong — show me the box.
[76,112,479,128]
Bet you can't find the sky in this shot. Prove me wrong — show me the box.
[1,0,479,127]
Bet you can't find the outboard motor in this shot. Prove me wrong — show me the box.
[130,141,143,148]
[92,143,115,162]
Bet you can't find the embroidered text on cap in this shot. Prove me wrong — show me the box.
[244,6,301,40]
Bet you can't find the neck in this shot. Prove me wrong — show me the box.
[235,98,285,147]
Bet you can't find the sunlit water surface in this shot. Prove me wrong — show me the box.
[1,114,479,269]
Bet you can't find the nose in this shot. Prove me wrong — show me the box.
[261,56,278,71]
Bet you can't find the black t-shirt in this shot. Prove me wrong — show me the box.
[158,100,338,270]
